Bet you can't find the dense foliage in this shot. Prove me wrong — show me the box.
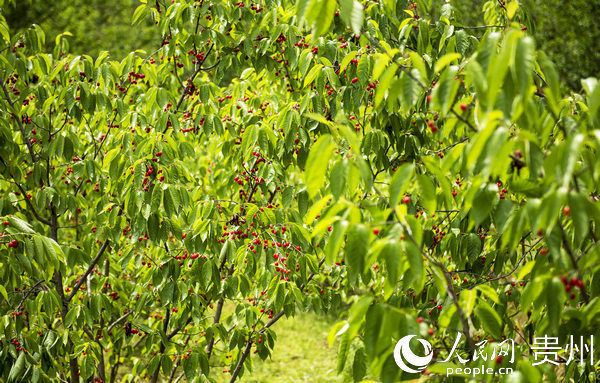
[443,0,600,90]
[7,0,599,90]
[4,0,158,60]
[1,0,599,382]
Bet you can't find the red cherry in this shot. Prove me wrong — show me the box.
[373,228,380,235]
[402,196,411,204]
[460,104,467,111]
[540,248,548,255]
[563,206,570,215]
[351,77,358,84]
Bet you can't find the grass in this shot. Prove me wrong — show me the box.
[215,310,343,383]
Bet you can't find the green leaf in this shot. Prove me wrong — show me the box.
[132,4,148,26]
[404,241,424,291]
[330,160,348,199]
[160,281,175,306]
[417,174,436,214]
[471,185,496,226]
[380,241,401,285]
[399,71,420,111]
[324,67,341,90]
[372,54,391,81]
[8,216,35,234]
[476,284,500,304]
[432,65,460,116]
[345,224,368,283]
[151,186,163,212]
[340,0,364,35]
[201,261,213,288]
[0,19,10,43]
[304,64,323,88]
[337,332,351,373]
[306,0,336,37]
[546,277,567,333]
[148,355,160,375]
[389,163,414,207]
[162,353,174,375]
[298,50,313,78]
[305,135,335,199]
[64,306,79,328]
[455,29,469,55]
[513,36,535,96]
[8,352,25,382]
[434,53,461,74]
[357,54,370,85]
[568,193,590,247]
[474,301,502,338]
[340,51,358,73]
[328,321,348,347]
[458,289,477,316]
[325,220,348,264]
[0,285,7,303]
[352,347,367,382]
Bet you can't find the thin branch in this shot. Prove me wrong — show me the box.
[458,24,505,29]
[167,43,215,133]
[450,109,478,132]
[67,239,110,302]
[206,264,234,359]
[12,180,51,225]
[107,310,133,333]
[16,280,45,311]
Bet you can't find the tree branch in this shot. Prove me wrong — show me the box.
[16,280,45,311]
[0,76,37,162]
[67,239,110,302]
[107,310,133,333]
[5,163,51,225]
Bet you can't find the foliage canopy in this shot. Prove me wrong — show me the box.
[1,0,599,382]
